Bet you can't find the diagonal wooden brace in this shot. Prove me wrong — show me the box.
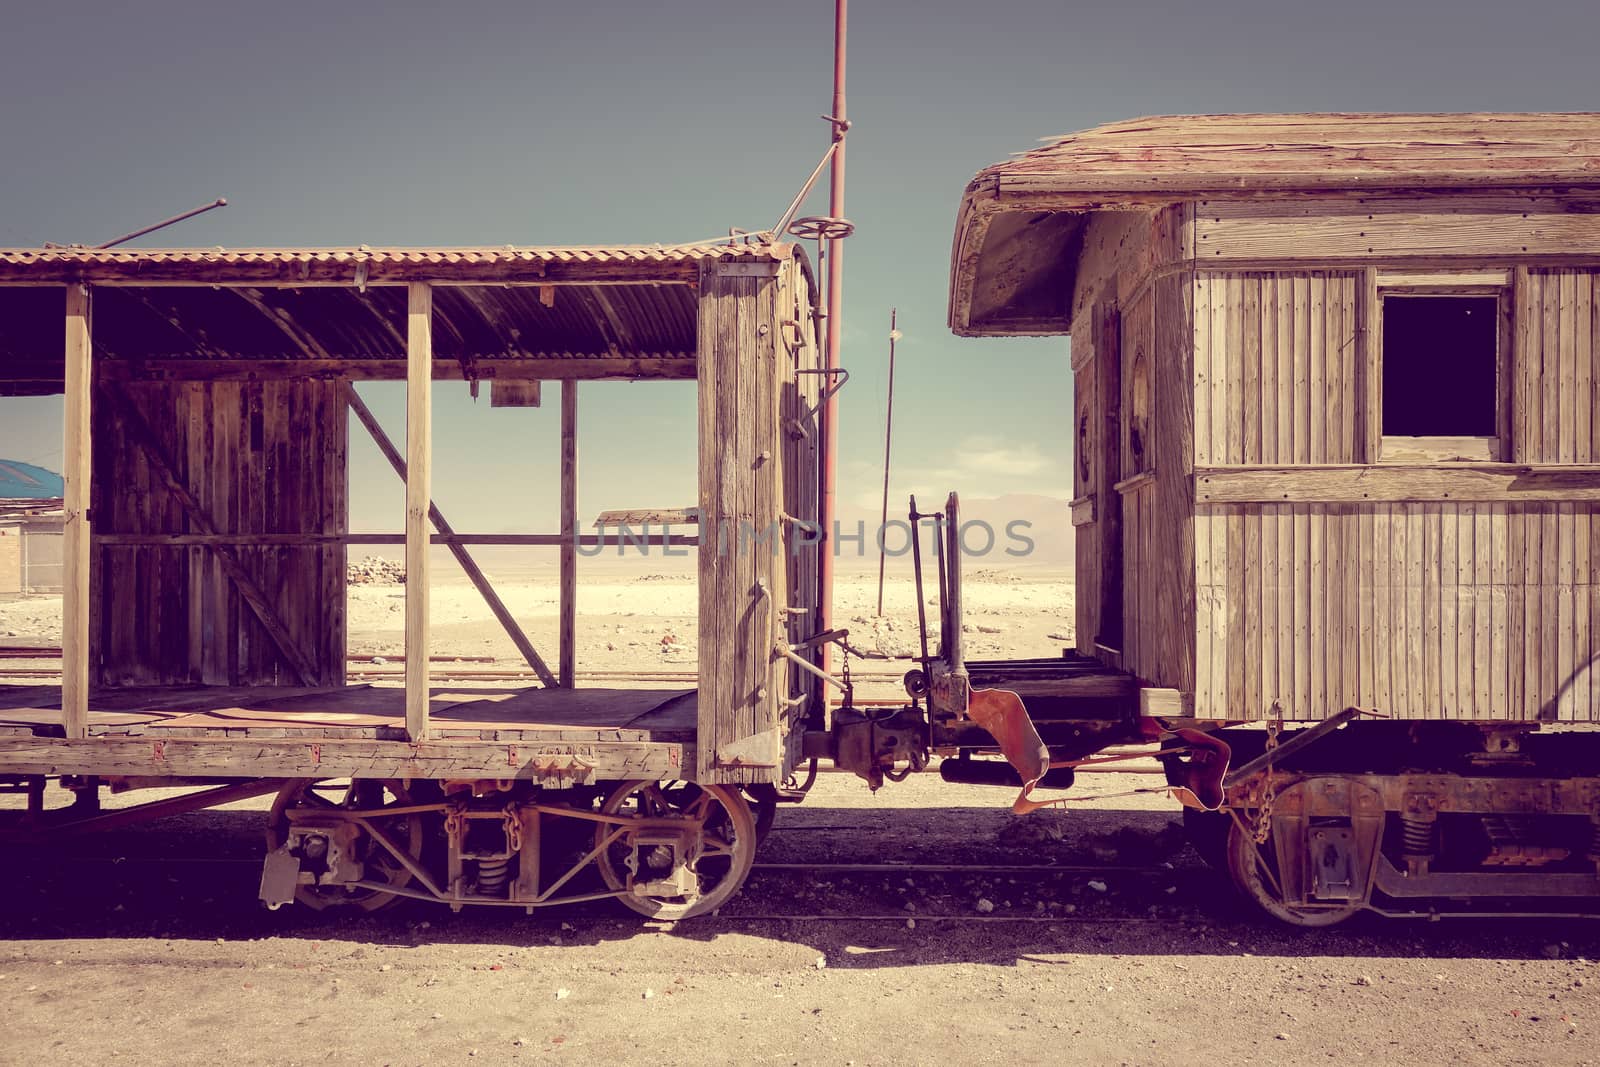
[104,388,321,686]
[341,383,558,688]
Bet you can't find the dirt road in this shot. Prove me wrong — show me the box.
[2,774,1597,1065]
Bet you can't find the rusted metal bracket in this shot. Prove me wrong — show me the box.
[788,367,849,440]
[1223,706,1364,788]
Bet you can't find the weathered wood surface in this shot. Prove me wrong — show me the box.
[696,260,792,783]
[1190,268,1600,722]
[1195,198,1600,262]
[98,357,698,382]
[62,285,92,739]
[405,283,432,741]
[778,257,822,773]
[592,507,699,527]
[1194,500,1599,723]
[91,378,347,687]
[1196,465,1600,503]
[559,381,577,688]
[0,734,686,781]
[0,684,698,744]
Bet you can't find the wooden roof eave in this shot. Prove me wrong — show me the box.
[949,179,1600,338]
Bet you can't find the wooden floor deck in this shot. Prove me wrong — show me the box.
[0,684,701,781]
[0,683,699,744]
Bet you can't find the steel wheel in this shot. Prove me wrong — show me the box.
[595,780,757,920]
[266,779,424,912]
[1224,817,1359,928]
[743,784,780,844]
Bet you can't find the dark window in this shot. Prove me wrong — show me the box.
[1382,295,1498,437]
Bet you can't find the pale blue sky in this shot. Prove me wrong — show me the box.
[2,0,1597,533]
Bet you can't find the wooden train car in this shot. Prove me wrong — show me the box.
[943,112,1600,922]
[0,240,825,917]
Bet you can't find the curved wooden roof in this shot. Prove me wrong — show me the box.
[951,113,1600,337]
[976,112,1600,197]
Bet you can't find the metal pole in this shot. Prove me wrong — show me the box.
[98,198,227,250]
[819,0,847,668]
[876,308,899,615]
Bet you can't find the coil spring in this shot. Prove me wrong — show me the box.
[1401,815,1437,856]
[476,857,511,896]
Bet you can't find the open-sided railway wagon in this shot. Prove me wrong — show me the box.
[936,112,1600,923]
[0,241,831,917]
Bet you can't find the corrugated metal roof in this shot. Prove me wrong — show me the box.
[0,241,790,284]
[0,241,809,392]
[973,112,1600,198]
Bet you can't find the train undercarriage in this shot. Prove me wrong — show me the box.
[7,490,1600,927]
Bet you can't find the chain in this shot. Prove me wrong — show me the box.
[1254,703,1283,845]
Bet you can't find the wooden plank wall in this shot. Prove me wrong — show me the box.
[1068,206,1193,690]
[90,380,348,686]
[778,256,822,771]
[1193,268,1600,722]
[696,258,792,783]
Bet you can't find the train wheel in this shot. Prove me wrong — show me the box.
[596,781,757,920]
[1224,817,1359,928]
[742,784,780,844]
[266,779,424,912]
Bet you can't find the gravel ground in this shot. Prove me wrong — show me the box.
[2,773,1599,1065]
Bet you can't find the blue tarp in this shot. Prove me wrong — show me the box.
[0,460,63,499]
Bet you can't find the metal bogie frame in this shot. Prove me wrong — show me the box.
[1191,719,1600,924]
[261,778,757,917]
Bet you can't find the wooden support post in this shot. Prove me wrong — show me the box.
[341,385,558,687]
[62,285,92,740]
[405,283,432,741]
[559,381,577,688]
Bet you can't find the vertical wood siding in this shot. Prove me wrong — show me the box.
[778,258,822,773]
[697,260,797,782]
[90,380,348,686]
[1193,269,1600,721]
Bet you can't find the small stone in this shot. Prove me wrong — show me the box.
[1355,975,1373,987]
[513,1038,526,1047]
[643,989,655,999]
[372,656,387,665]
[555,988,570,1000]
[975,898,996,914]
[431,1012,442,1020]
[815,955,827,970]
[378,963,391,972]
[1087,880,1108,893]
[905,919,916,930]
[1047,631,1072,641]
[1543,944,1564,959]
[1276,1033,1290,1041]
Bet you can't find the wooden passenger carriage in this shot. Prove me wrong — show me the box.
[952,112,1600,725]
[0,240,825,916]
[944,114,1600,922]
